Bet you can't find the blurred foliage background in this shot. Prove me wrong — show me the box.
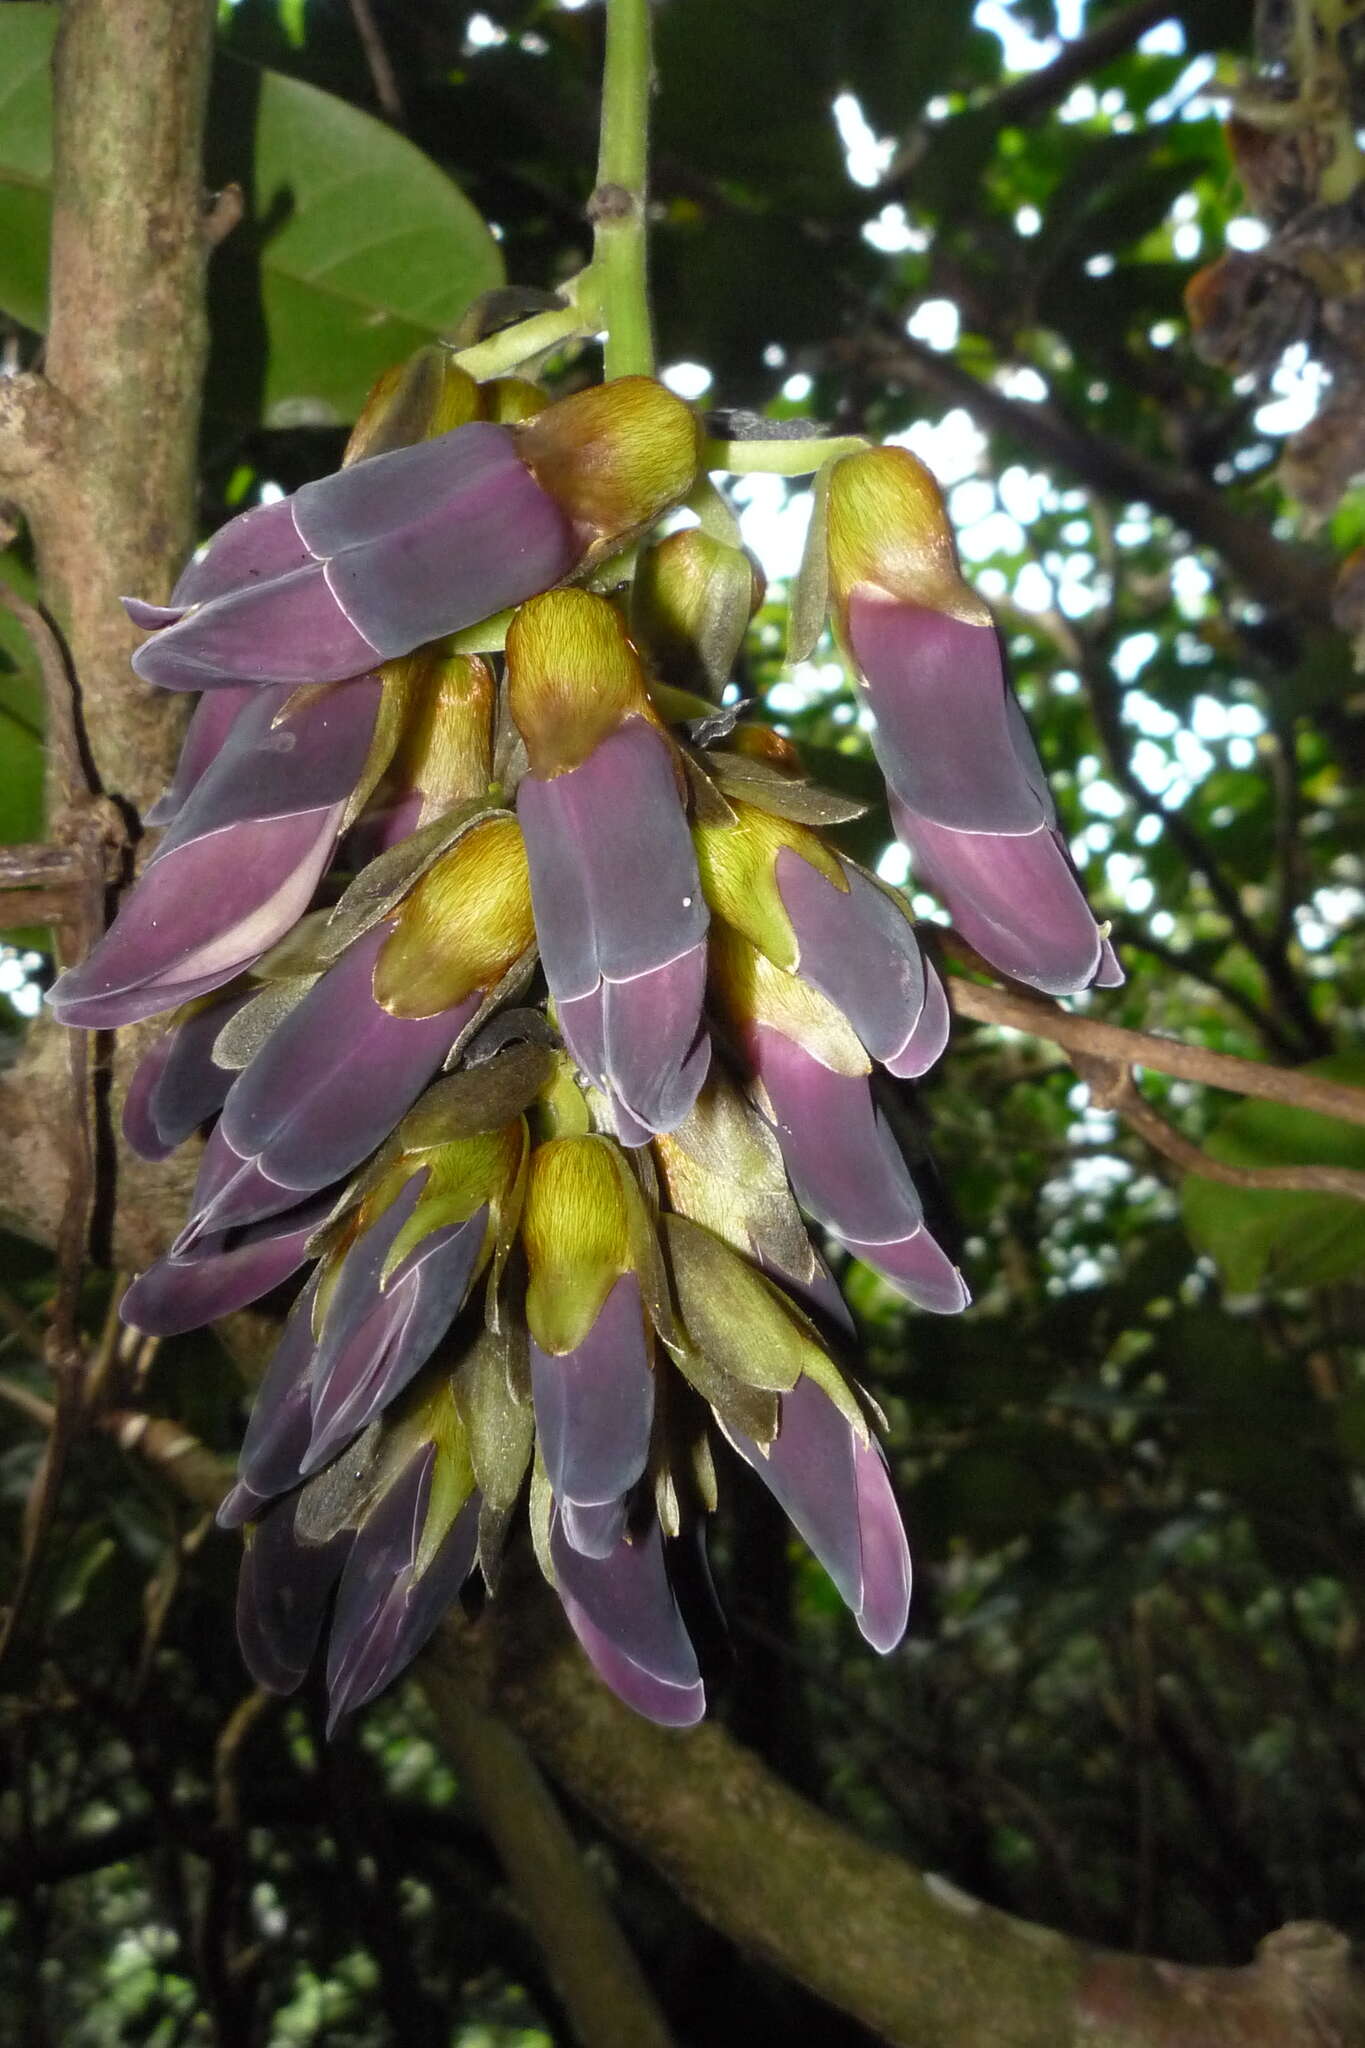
[2,0,1365,2041]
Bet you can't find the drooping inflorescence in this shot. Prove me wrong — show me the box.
[51,345,1119,1729]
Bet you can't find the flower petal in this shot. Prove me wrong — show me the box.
[303,1200,490,1475]
[121,1196,331,1338]
[551,1509,705,1727]
[219,1275,324,1526]
[531,1274,654,1527]
[122,990,252,1161]
[171,496,313,608]
[846,592,1047,833]
[774,848,941,1074]
[892,799,1112,997]
[132,562,380,690]
[325,1448,480,1728]
[144,685,257,827]
[750,1025,923,1244]
[216,924,477,1207]
[235,1495,351,1693]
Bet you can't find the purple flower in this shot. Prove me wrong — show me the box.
[218,1274,324,1530]
[121,1194,331,1338]
[550,1508,705,1728]
[300,1170,492,1475]
[771,844,949,1078]
[519,719,710,1142]
[49,677,381,1029]
[726,1376,911,1652]
[176,922,478,1243]
[826,446,1121,997]
[531,1273,654,1558]
[144,684,256,826]
[121,989,252,1161]
[749,1024,969,1314]
[235,1492,353,1694]
[127,425,580,690]
[847,594,1120,997]
[325,1446,481,1730]
[126,377,701,692]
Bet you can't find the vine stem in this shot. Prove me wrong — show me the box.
[590,0,656,380]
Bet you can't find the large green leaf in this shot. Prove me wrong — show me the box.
[0,551,46,855]
[0,3,53,334]
[0,4,503,425]
[1181,1054,1365,1291]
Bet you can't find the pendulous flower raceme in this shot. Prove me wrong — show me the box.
[50,351,1118,1731]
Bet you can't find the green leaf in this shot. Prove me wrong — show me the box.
[1181,1054,1365,1291]
[0,550,46,857]
[0,4,503,425]
[0,2,55,332]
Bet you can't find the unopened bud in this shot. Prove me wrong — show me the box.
[826,446,990,630]
[376,815,535,1018]
[482,375,550,424]
[708,923,868,1077]
[631,528,763,699]
[522,1135,634,1354]
[518,375,701,547]
[383,651,496,821]
[694,800,845,971]
[505,588,662,778]
[344,347,483,465]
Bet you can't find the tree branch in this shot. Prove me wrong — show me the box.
[427,1684,678,2048]
[943,965,1365,1129]
[74,1398,1365,2048]
[848,333,1336,628]
[1073,1054,1365,1200]
[885,0,1175,184]
[10,0,218,817]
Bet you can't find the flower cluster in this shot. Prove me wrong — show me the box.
[52,349,1118,1728]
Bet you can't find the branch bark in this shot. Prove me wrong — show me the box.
[945,968,1365,1128]
[428,1684,677,2048]
[0,0,217,817]
[70,1412,1365,2048]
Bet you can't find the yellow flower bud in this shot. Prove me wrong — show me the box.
[375,815,535,1018]
[383,650,495,819]
[631,527,763,699]
[518,375,701,544]
[521,1134,635,1354]
[344,347,483,465]
[505,588,664,778]
[370,1123,527,1282]
[481,375,550,423]
[826,445,991,631]
[693,799,846,972]
[708,923,869,1076]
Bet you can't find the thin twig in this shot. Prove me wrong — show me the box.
[0,1373,57,1430]
[944,963,1365,1129]
[1086,1061,1365,1200]
[0,578,89,808]
[0,844,90,888]
[349,0,404,122]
